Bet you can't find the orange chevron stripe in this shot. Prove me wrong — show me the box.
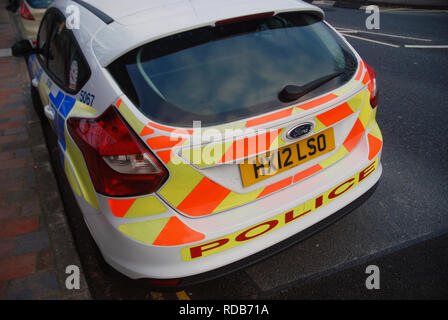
[219,129,281,163]
[140,126,155,136]
[368,134,382,160]
[257,177,292,199]
[153,217,205,246]
[148,121,194,135]
[298,93,338,111]
[316,102,354,127]
[355,60,364,81]
[362,70,371,85]
[108,198,136,218]
[343,119,365,152]
[146,136,185,150]
[246,108,293,128]
[116,99,123,108]
[156,150,174,165]
[293,164,322,183]
[177,177,231,217]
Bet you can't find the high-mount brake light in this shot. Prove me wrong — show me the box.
[20,1,34,21]
[365,63,379,108]
[67,106,168,197]
[215,12,275,26]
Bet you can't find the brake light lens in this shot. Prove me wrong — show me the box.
[20,1,34,21]
[215,11,274,26]
[67,106,168,197]
[365,63,378,108]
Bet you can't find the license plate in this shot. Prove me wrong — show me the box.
[239,127,336,187]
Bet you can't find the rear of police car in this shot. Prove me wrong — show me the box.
[68,0,383,285]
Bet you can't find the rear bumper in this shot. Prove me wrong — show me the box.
[153,180,379,288]
[79,122,383,281]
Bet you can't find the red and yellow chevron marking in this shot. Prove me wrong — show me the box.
[146,135,186,151]
[367,124,383,160]
[108,196,167,218]
[118,216,205,247]
[180,88,366,168]
[115,60,374,219]
[181,157,380,261]
[159,87,376,218]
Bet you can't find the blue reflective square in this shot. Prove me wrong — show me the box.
[59,95,76,118]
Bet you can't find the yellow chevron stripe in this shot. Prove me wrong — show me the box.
[117,101,145,135]
[69,101,98,118]
[124,196,167,218]
[368,108,377,128]
[159,157,204,207]
[65,130,99,209]
[347,90,366,113]
[118,217,170,245]
[269,128,286,149]
[313,117,326,133]
[369,123,383,141]
[64,158,81,197]
[333,79,360,96]
[319,145,350,169]
[358,93,374,129]
[212,188,264,214]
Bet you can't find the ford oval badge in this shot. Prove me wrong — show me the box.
[287,123,314,140]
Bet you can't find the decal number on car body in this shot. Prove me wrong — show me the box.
[79,90,95,106]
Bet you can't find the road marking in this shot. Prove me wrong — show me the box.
[341,33,401,48]
[380,8,409,13]
[336,27,432,42]
[404,45,448,49]
[0,48,11,57]
[150,292,165,300]
[176,291,191,300]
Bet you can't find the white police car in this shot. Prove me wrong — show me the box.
[12,0,383,286]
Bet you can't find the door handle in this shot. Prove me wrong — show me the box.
[31,77,39,88]
[44,104,55,121]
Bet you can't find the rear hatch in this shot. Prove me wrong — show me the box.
[108,11,373,218]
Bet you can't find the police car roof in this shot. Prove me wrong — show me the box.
[72,0,324,66]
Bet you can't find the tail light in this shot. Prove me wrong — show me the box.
[67,106,168,197]
[365,63,378,108]
[20,1,34,21]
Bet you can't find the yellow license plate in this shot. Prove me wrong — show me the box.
[239,127,336,187]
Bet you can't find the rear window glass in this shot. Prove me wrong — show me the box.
[108,12,358,127]
[27,0,53,9]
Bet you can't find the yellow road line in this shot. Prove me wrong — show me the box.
[150,292,165,300]
[176,291,191,300]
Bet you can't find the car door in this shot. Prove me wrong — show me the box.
[31,8,90,154]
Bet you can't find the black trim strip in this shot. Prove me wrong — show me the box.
[71,0,114,24]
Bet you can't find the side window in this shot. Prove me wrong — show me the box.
[47,18,70,86]
[67,41,89,92]
[37,9,91,93]
[36,11,53,63]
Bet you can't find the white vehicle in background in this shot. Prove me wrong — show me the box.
[16,0,54,42]
[12,0,383,287]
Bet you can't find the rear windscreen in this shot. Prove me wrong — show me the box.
[108,12,358,127]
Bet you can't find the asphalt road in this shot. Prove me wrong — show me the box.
[38,5,448,300]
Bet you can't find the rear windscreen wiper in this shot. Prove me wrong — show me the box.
[279,71,344,102]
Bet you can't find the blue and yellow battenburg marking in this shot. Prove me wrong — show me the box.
[28,54,98,208]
